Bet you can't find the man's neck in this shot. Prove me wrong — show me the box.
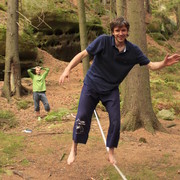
[115,41,126,52]
[115,40,125,48]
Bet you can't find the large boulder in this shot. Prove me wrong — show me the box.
[147,14,177,40]
[31,11,105,62]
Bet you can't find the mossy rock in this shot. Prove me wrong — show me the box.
[31,10,104,62]
[19,36,37,61]
[147,17,162,33]
[31,11,79,34]
[157,109,175,121]
[31,10,103,35]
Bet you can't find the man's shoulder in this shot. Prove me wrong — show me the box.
[126,40,140,51]
[126,40,137,47]
[97,34,111,40]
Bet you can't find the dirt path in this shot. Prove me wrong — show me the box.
[0,49,180,180]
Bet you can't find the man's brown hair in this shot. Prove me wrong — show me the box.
[110,17,130,33]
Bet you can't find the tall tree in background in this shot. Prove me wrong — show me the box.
[121,0,165,133]
[145,0,151,14]
[116,0,126,17]
[2,0,21,100]
[110,0,116,22]
[77,0,90,76]
[102,0,107,6]
[177,1,180,30]
[116,0,126,102]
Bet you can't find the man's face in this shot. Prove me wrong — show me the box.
[35,67,41,75]
[112,26,128,45]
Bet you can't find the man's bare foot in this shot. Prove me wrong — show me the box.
[67,142,77,165]
[108,148,117,164]
[67,149,77,165]
[108,154,117,164]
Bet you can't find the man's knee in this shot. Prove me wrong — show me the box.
[45,104,50,112]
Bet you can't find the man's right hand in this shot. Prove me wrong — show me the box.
[59,68,70,85]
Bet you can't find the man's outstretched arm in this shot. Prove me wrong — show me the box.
[147,54,180,70]
[59,49,89,84]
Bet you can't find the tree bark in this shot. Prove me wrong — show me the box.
[177,2,180,30]
[2,0,21,99]
[77,0,90,76]
[116,0,125,17]
[110,0,116,22]
[145,0,151,14]
[122,0,166,133]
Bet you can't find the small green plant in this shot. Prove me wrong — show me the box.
[0,110,17,130]
[44,108,70,122]
[21,158,30,166]
[0,3,6,11]
[16,100,33,110]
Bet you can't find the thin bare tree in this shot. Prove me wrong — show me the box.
[77,0,90,76]
[2,0,21,100]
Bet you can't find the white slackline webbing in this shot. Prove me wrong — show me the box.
[94,110,127,180]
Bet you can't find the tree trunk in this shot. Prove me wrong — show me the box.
[145,0,151,14]
[121,0,165,133]
[2,0,21,99]
[177,2,180,30]
[102,0,107,6]
[116,0,126,102]
[116,0,125,17]
[77,0,90,76]
[110,0,116,22]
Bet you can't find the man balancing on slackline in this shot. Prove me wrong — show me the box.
[59,17,180,165]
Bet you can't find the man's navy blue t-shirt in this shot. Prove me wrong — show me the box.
[84,34,150,93]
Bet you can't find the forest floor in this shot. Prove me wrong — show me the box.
[0,39,180,180]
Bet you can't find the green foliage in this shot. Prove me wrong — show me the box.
[0,25,6,37]
[0,3,6,11]
[148,44,180,119]
[44,108,70,122]
[0,132,24,173]
[16,100,33,110]
[21,25,36,45]
[0,110,17,130]
[22,0,57,16]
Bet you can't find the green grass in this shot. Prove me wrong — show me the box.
[98,165,122,180]
[128,167,158,180]
[44,108,71,122]
[0,132,24,173]
[0,110,17,130]
[16,100,33,110]
[20,158,30,166]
